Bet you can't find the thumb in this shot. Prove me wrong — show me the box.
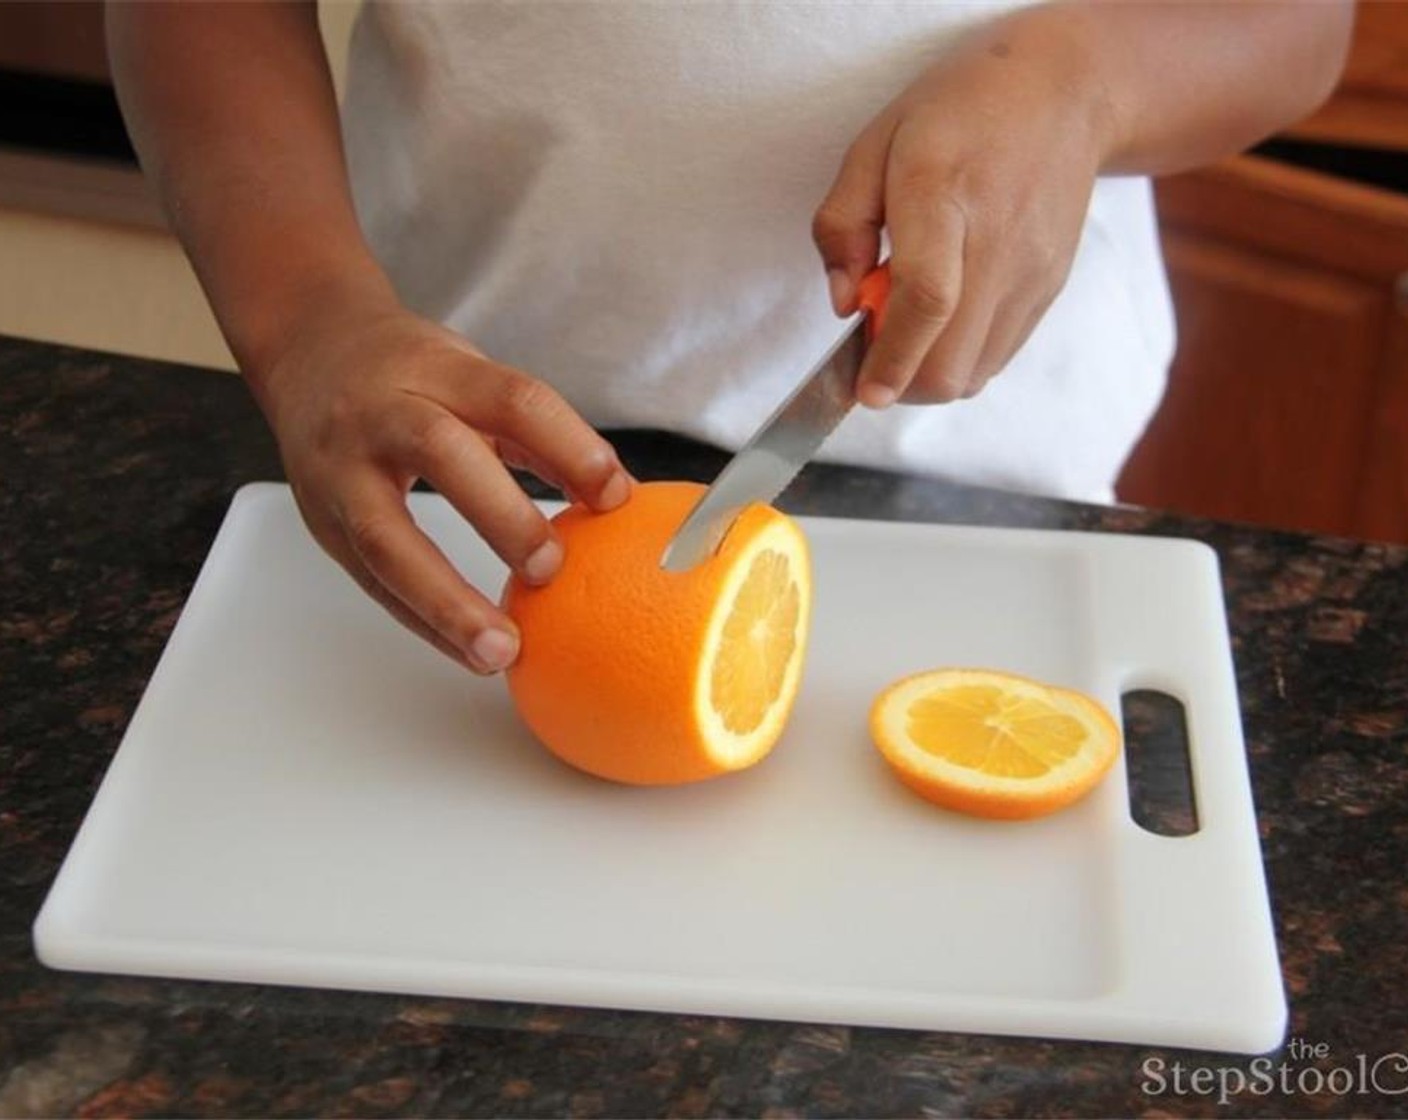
[812,122,890,315]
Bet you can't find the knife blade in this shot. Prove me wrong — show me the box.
[660,263,890,571]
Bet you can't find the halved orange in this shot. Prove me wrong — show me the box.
[869,668,1121,819]
[502,481,812,785]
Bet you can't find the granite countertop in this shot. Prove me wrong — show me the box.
[2,334,1406,1118]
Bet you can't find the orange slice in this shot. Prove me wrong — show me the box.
[869,668,1121,819]
[503,481,811,785]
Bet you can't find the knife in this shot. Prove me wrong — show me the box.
[660,263,891,571]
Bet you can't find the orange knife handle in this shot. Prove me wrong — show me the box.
[856,262,891,344]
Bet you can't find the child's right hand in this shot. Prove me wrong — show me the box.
[251,296,633,674]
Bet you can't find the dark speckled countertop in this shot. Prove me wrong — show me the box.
[3,334,1407,1118]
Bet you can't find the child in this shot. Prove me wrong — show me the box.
[108,0,1351,673]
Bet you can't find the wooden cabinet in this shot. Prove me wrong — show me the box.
[1117,3,1408,544]
[1285,0,1408,151]
[0,2,109,83]
[1116,157,1408,542]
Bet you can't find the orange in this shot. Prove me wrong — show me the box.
[869,668,1121,820]
[502,481,812,785]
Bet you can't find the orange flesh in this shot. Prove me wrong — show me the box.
[906,685,1088,778]
[709,548,800,735]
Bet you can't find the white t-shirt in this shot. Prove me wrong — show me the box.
[342,1,1175,503]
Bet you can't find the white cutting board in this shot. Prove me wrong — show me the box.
[35,483,1285,1053]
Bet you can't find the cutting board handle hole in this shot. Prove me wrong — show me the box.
[1120,689,1200,837]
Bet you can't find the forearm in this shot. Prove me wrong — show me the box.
[106,1,395,388]
[1001,0,1354,177]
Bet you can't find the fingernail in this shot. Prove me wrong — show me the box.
[859,382,897,409]
[599,470,631,510]
[469,628,519,673]
[523,538,562,585]
[827,268,851,315]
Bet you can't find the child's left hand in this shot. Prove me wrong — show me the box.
[812,5,1109,409]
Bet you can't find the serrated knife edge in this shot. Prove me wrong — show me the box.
[660,322,865,571]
